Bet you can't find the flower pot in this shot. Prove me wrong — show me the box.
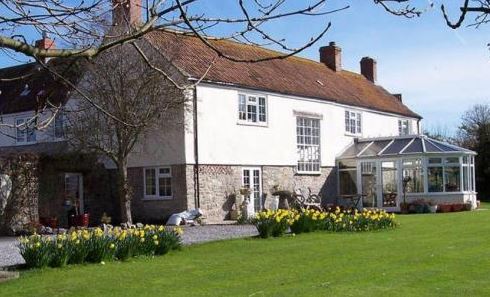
[69,214,90,227]
[400,203,409,214]
[438,204,451,213]
[451,204,464,212]
[428,205,438,213]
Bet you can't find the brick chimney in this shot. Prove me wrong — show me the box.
[319,42,341,72]
[35,32,55,64]
[360,57,377,83]
[112,0,142,27]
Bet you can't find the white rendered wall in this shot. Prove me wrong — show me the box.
[0,110,63,147]
[188,84,419,167]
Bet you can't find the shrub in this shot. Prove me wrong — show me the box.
[18,225,183,269]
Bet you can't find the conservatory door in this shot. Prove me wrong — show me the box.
[380,161,398,210]
[360,162,377,208]
[242,168,262,213]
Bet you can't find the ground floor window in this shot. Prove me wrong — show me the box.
[144,167,172,199]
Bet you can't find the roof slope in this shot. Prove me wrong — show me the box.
[145,31,421,118]
[0,59,81,114]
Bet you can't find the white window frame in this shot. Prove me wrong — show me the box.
[15,117,36,144]
[143,166,173,200]
[238,93,267,126]
[345,110,362,136]
[398,119,411,136]
[296,116,321,174]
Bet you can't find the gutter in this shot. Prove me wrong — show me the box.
[192,86,200,208]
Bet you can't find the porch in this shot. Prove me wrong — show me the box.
[337,135,477,212]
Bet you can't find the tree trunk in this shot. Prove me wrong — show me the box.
[116,160,132,225]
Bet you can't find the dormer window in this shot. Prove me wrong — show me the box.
[238,93,267,125]
[345,110,362,135]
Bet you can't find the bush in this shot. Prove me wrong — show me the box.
[18,225,183,269]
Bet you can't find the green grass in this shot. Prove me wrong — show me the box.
[2,207,490,297]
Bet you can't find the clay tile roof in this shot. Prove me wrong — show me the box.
[145,30,421,119]
[0,58,82,114]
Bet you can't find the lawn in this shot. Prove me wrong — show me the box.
[2,208,490,297]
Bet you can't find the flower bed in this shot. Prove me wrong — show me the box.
[18,225,183,269]
[252,207,397,238]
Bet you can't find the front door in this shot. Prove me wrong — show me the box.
[242,168,262,213]
[65,173,84,213]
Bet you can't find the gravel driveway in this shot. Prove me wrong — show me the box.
[0,225,257,268]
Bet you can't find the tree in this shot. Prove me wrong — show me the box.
[65,44,184,224]
[454,104,490,200]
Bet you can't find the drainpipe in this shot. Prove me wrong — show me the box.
[193,87,200,208]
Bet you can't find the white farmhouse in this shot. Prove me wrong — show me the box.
[0,1,477,225]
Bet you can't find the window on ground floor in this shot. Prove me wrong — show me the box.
[144,167,172,199]
[296,117,321,173]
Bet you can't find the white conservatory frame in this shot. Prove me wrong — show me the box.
[337,135,477,211]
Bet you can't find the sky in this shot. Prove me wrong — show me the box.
[1,1,489,134]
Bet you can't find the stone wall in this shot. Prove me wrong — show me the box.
[129,165,190,224]
[186,164,338,223]
[0,154,39,235]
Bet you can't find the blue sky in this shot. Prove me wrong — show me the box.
[1,1,489,134]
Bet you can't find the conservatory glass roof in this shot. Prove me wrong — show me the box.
[338,135,475,159]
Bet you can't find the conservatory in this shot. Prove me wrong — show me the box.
[337,135,477,211]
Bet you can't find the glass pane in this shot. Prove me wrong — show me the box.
[145,169,156,196]
[402,138,423,154]
[381,138,412,155]
[361,162,377,207]
[339,170,357,195]
[428,167,443,192]
[445,166,460,192]
[403,159,424,193]
[159,177,172,197]
[428,158,442,164]
[360,140,391,157]
[253,170,261,212]
[258,97,266,122]
[339,159,356,170]
[238,94,246,120]
[382,161,397,207]
[159,168,170,175]
[463,166,469,191]
[445,157,459,164]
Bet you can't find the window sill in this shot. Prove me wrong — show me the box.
[237,121,268,128]
[344,132,362,137]
[295,171,322,176]
[15,141,37,146]
[142,196,173,201]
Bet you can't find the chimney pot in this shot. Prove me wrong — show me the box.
[112,0,142,27]
[319,42,341,72]
[360,56,377,83]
